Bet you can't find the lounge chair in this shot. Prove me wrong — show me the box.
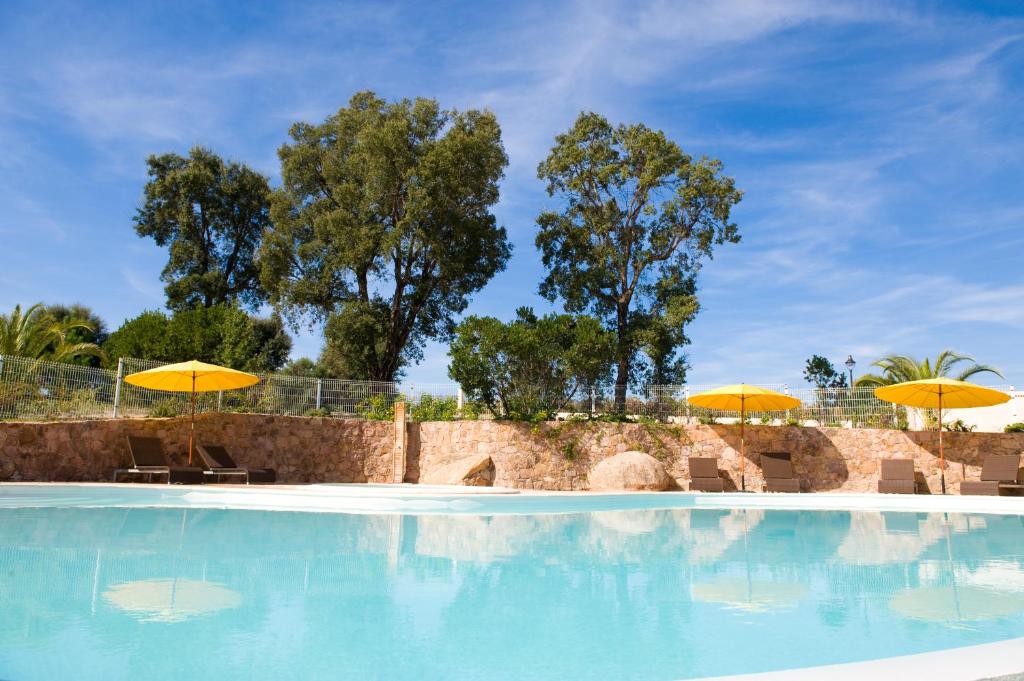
[114,435,204,484]
[688,457,725,492]
[960,454,1022,496]
[761,452,801,493]
[197,444,276,484]
[878,458,918,494]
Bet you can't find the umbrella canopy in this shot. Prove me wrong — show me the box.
[687,384,801,413]
[124,359,260,392]
[874,378,1010,494]
[687,385,801,491]
[125,360,260,464]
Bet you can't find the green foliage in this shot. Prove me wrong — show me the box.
[43,304,109,367]
[357,393,397,421]
[280,357,329,378]
[854,350,1002,387]
[1005,423,1024,433]
[760,414,772,425]
[803,355,847,389]
[260,91,511,381]
[303,407,331,417]
[102,305,291,372]
[535,112,742,409]
[448,307,615,421]
[410,395,463,422]
[134,147,270,311]
[943,418,976,432]
[0,303,105,364]
[785,417,801,427]
[148,397,188,418]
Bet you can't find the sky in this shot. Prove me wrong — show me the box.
[1,0,1023,389]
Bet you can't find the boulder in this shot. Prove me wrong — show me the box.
[588,450,674,491]
[421,453,495,486]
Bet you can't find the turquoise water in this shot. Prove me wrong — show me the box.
[2,501,1024,679]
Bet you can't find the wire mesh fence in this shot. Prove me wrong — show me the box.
[0,354,1018,430]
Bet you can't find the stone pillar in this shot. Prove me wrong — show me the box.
[392,401,407,483]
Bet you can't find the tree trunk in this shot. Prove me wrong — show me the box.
[613,301,629,413]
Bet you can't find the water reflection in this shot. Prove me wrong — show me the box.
[1,506,1024,680]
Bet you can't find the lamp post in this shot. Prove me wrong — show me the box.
[844,355,856,388]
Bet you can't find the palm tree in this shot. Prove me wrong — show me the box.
[0,303,105,363]
[854,350,1002,387]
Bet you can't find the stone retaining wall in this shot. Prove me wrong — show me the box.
[408,421,1024,493]
[3,415,1024,493]
[0,414,393,483]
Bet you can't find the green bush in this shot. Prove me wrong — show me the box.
[357,393,398,421]
[410,395,459,422]
[148,397,188,418]
[697,414,718,425]
[304,407,331,417]
[943,418,976,433]
[1005,422,1024,433]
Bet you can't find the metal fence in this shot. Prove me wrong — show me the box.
[0,354,1017,430]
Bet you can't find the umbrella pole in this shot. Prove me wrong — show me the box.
[939,391,945,495]
[740,401,746,492]
[189,373,196,465]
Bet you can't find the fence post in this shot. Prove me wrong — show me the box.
[684,386,690,421]
[590,387,596,415]
[217,391,223,411]
[457,387,464,411]
[315,379,323,410]
[111,358,124,418]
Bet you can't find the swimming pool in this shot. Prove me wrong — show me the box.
[1,484,1023,680]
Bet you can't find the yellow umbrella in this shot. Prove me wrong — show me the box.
[125,360,260,464]
[687,384,801,491]
[874,378,1009,494]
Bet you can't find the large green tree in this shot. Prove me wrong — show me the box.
[854,350,1002,387]
[536,112,742,409]
[102,305,291,372]
[803,355,847,389]
[134,147,271,311]
[0,303,104,363]
[259,91,511,382]
[448,308,614,420]
[44,304,109,367]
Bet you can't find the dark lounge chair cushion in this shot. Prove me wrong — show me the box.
[688,457,725,492]
[761,452,801,493]
[960,480,1001,496]
[199,444,277,483]
[879,459,917,494]
[124,435,203,483]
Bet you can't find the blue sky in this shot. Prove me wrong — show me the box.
[1,0,1023,388]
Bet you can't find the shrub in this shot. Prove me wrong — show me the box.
[1005,422,1024,433]
[304,408,331,417]
[148,397,188,418]
[698,414,718,425]
[357,393,399,421]
[410,395,459,422]
[943,418,976,432]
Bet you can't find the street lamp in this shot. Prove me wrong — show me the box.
[844,355,856,388]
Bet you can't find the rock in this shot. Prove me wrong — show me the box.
[588,450,674,491]
[421,452,495,486]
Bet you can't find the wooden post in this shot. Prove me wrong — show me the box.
[392,401,407,483]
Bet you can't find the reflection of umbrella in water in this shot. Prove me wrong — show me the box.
[890,586,1024,624]
[103,578,241,622]
[692,577,807,613]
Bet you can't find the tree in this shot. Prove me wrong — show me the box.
[803,355,847,389]
[0,303,104,363]
[536,112,742,410]
[280,357,329,379]
[102,305,291,372]
[44,304,109,367]
[854,350,1002,387]
[448,308,615,420]
[259,91,511,381]
[134,147,271,311]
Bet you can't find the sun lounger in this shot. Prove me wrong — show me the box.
[878,458,918,494]
[197,444,276,484]
[114,435,204,484]
[761,452,801,493]
[688,457,725,492]
[960,454,1021,496]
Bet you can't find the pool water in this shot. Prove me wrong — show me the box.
[2,503,1024,679]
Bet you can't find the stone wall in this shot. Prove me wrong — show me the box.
[3,415,1024,493]
[409,421,1024,494]
[0,414,393,483]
